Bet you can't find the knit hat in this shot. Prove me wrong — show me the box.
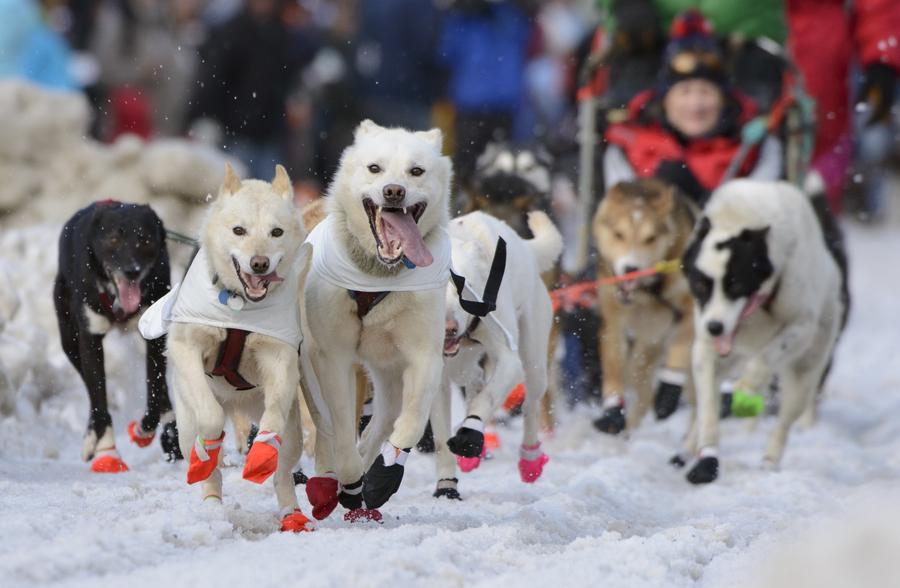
[657,10,727,95]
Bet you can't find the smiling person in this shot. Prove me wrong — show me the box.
[603,10,782,205]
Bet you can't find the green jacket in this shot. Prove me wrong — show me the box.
[598,0,786,45]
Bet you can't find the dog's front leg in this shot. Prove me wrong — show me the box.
[595,293,628,435]
[169,336,226,491]
[244,342,300,485]
[656,302,694,420]
[128,336,181,459]
[685,336,721,484]
[627,342,663,430]
[75,327,127,470]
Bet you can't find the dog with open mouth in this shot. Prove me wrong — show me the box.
[54,200,180,473]
[678,179,848,484]
[140,164,315,532]
[430,210,562,499]
[301,120,452,521]
[592,179,699,435]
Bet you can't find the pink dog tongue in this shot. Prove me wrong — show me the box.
[381,210,432,267]
[247,272,283,290]
[115,278,142,314]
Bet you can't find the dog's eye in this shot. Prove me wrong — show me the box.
[410,167,425,177]
[367,164,382,174]
[233,226,246,236]
[644,235,656,245]
[271,228,284,238]
[613,231,625,241]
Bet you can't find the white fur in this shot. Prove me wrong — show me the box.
[432,211,562,489]
[685,179,845,469]
[168,166,310,513]
[302,120,452,489]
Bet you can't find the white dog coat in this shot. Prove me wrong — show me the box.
[139,244,309,349]
[305,215,451,292]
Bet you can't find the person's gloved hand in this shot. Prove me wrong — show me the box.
[858,63,897,126]
[655,159,709,204]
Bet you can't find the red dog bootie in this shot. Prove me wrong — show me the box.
[306,473,339,520]
[187,432,224,484]
[518,442,549,483]
[127,420,156,448]
[457,444,487,473]
[280,508,314,533]
[344,508,383,524]
[243,430,281,484]
[91,446,129,473]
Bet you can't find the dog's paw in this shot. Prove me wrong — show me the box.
[338,479,364,510]
[293,468,308,485]
[518,444,549,483]
[306,475,339,520]
[416,421,436,454]
[187,432,224,485]
[593,406,626,435]
[447,416,485,458]
[362,444,409,509]
[669,454,687,469]
[654,381,683,420]
[280,509,314,533]
[433,478,461,500]
[242,431,281,484]
[344,508,383,524]
[160,421,183,461]
[128,420,156,448]
[686,456,719,484]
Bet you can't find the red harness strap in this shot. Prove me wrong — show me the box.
[210,328,255,390]
[349,291,389,319]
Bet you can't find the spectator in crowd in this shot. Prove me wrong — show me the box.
[437,0,531,194]
[602,11,782,204]
[0,0,75,90]
[188,0,303,178]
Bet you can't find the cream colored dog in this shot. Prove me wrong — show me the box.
[157,165,314,532]
[302,120,452,519]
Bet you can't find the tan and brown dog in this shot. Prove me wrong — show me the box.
[592,179,698,434]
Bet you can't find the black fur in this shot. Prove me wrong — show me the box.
[682,217,713,308]
[53,201,175,458]
[716,227,774,301]
[416,420,436,453]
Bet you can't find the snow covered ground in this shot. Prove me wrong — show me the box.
[1,220,899,588]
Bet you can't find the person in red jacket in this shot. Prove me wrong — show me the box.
[787,0,900,214]
[603,11,782,205]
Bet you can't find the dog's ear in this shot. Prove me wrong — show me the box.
[655,184,676,216]
[272,164,292,200]
[354,119,381,140]
[220,163,242,196]
[418,128,444,152]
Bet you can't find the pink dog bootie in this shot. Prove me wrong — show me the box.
[518,442,549,483]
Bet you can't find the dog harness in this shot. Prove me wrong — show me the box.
[139,245,309,390]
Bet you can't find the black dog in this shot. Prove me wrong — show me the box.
[54,200,182,471]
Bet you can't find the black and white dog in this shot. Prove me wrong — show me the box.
[678,180,848,484]
[54,200,181,472]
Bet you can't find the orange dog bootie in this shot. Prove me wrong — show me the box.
[91,446,129,473]
[243,430,281,484]
[280,508,314,533]
[127,420,156,448]
[187,431,225,484]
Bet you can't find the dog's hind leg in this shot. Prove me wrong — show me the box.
[517,305,551,484]
[431,374,460,499]
[763,366,814,467]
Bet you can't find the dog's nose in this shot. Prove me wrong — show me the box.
[123,267,141,281]
[706,320,724,336]
[382,184,406,205]
[250,256,270,274]
[623,264,640,275]
[445,317,459,336]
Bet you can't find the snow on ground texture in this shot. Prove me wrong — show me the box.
[0,222,899,588]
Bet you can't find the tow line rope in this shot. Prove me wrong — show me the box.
[550,259,682,313]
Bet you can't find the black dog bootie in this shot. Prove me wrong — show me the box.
[362,443,410,509]
[447,416,484,457]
